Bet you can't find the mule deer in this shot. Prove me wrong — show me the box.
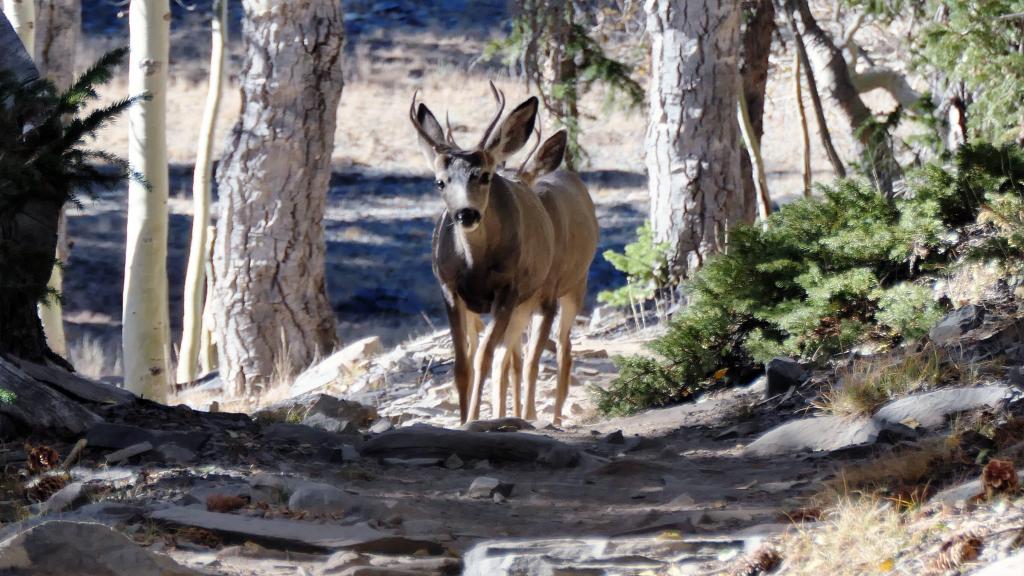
[410,84,597,424]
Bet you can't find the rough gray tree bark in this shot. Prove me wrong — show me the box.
[739,0,775,224]
[783,0,899,195]
[645,0,744,279]
[211,0,343,397]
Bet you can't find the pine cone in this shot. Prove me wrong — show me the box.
[175,527,222,549]
[981,458,1020,499]
[928,532,983,573]
[730,546,782,576]
[25,474,68,502]
[25,444,60,474]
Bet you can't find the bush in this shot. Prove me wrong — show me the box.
[596,179,950,415]
[597,222,672,308]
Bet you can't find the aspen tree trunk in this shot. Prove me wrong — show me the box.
[737,93,771,229]
[794,51,813,197]
[2,0,34,52]
[211,0,343,397]
[739,0,774,224]
[33,0,80,358]
[645,0,744,280]
[177,0,226,384]
[123,0,171,401]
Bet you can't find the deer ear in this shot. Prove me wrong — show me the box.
[414,103,445,168]
[485,97,538,161]
[527,129,568,178]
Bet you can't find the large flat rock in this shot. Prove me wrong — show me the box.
[745,385,1012,456]
[150,506,442,555]
[0,520,198,575]
[360,424,581,468]
[744,416,883,457]
[874,386,1010,429]
[971,551,1024,575]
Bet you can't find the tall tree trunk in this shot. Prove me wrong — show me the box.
[2,0,34,52]
[645,0,744,280]
[0,11,57,364]
[123,0,171,401]
[211,0,343,397]
[794,50,813,197]
[783,0,899,195]
[33,0,79,359]
[177,0,227,385]
[739,0,775,224]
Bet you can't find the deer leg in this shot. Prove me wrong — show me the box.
[492,304,531,419]
[444,297,471,423]
[522,300,556,421]
[553,285,584,426]
[510,341,523,418]
[467,291,516,422]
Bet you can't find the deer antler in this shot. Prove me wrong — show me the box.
[477,80,506,149]
[409,90,442,152]
[444,111,459,148]
[518,124,543,179]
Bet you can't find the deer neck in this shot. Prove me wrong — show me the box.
[454,204,502,272]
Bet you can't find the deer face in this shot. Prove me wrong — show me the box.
[410,83,538,233]
[432,151,495,232]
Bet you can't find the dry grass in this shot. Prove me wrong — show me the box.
[817,346,949,417]
[68,334,121,379]
[780,495,919,574]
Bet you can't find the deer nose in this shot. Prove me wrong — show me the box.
[454,208,481,228]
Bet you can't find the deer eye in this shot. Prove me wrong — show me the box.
[435,179,445,190]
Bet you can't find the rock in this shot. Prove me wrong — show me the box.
[0,501,24,523]
[382,457,443,467]
[0,520,199,575]
[149,506,444,555]
[288,482,362,516]
[104,441,153,465]
[292,337,383,396]
[361,424,580,468]
[764,357,807,398]
[369,418,393,434]
[744,416,883,456]
[86,422,209,452]
[443,453,463,470]
[460,417,535,433]
[929,304,985,345]
[262,422,354,445]
[249,473,292,505]
[305,412,361,435]
[155,442,197,464]
[467,477,514,499]
[604,430,625,444]
[41,482,87,515]
[931,465,1024,506]
[873,386,1010,429]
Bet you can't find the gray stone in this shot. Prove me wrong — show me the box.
[104,441,153,465]
[362,424,581,468]
[291,337,383,396]
[288,482,360,516]
[765,357,807,398]
[604,430,625,444]
[155,442,197,464]
[460,417,535,433]
[0,520,200,575]
[744,416,883,456]
[305,412,361,435]
[86,422,209,452]
[874,386,1010,429]
[467,477,514,499]
[149,506,443,555]
[382,457,443,467]
[262,422,351,445]
[249,473,292,505]
[929,304,985,345]
[41,482,87,515]
[369,418,393,434]
[443,453,463,470]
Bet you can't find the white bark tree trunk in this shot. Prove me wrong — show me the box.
[2,0,34,53]
[644,0,744,279]
[33,0,79,359]
[177,0,227,384]
[123,0,171,401]
[211,0,343,397]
